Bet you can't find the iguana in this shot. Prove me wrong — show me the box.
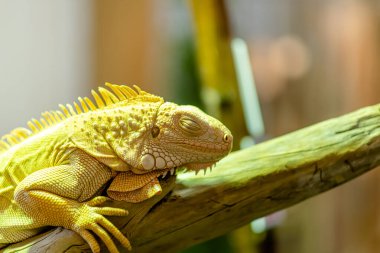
[0,83,233,253]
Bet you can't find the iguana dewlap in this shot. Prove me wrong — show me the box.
[0,83,233,253]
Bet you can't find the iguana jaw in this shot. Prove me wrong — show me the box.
[154,160,220,179]
[182,161,217,175]
[156,160,218,178]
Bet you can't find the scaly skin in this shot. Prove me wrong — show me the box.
[0,83,233,253]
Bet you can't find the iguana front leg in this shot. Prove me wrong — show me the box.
[13,149,131,253]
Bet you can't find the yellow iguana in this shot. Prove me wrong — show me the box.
[0,83,233,253]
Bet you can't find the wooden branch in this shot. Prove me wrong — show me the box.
[4,104,380,253]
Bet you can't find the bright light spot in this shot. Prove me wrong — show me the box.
[250,218,267,233]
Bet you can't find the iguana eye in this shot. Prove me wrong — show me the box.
[151,126,160,138]
[179,116,202,136]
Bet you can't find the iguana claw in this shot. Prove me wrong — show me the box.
[73,196,131,253]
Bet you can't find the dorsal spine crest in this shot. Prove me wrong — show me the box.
[0,83,163,153]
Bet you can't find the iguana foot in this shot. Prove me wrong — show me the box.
[71,196,131,253]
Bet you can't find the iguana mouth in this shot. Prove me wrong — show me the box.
[173,142,230,154]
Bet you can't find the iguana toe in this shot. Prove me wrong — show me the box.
[72,197,131,253]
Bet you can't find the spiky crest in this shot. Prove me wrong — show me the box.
[0,83,163,153]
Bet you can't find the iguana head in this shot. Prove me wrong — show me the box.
[131,102,233,175]
[65,84,232,178]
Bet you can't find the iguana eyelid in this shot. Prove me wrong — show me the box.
[179,116,202,135]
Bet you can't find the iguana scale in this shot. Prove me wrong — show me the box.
[0,83,233,253]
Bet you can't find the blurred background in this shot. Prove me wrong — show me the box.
[1,0,380,252]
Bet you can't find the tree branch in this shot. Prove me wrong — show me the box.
[4,104,380,252]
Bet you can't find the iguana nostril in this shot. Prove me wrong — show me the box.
[223,133,232,143]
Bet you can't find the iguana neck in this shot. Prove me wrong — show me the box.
[68,101,163,171]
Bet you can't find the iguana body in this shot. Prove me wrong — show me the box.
[0,84,233,253]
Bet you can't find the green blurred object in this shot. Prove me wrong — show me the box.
[170,1,266,252]
[188,0,248,151]
[168,37,203,108]
[184,0,263,253]
[168,29,234,253]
